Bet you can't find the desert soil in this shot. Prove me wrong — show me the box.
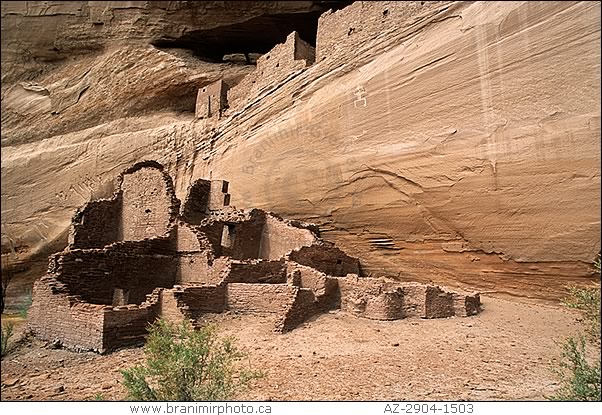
[0,296,585,401]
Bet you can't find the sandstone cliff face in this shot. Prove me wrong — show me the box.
[1,1,600,306]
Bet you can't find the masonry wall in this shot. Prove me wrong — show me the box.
[69,197,121,249]
[176,254,229,285]
[176,223,202,252]
[225,283,297,314]
[288,244,360,276]
[338,276,404,320]
[259,214,316,260]
[53,243,176,305]
[286,262,338,305]
[180,180,211,224]
[220,210,266,260]
[120,166,177,241]
[176,285,226,318]
[276,288,318,332]
[316,1,448,62]
[28,277,106,352]
[102,302,159,351]
[227,31,315,112]
[224,259,287,284]
[195,80,228,119]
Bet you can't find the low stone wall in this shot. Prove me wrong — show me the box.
[28,277,106,352]
[224,259,287,284]
[338,276,405,320]
[276,288,318,333]
[225,283,297,314]
[288,244,360,276]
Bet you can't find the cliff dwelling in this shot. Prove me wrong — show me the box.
[29,161,480,353]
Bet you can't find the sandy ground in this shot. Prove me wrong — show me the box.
[0,295,585,401]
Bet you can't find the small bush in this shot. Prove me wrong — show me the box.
[550,254,601,401]
[121,319,262,401]
[1,321,15,358]
[549,336,601,401]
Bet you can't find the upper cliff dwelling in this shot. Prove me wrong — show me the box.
[29,161,480,353]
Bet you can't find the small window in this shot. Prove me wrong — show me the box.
[221,224,236,248]
[112,288,130,306]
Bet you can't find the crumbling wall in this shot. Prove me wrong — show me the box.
[276,287,318,333]
[176,222,202,252]
[259,214,317,260]
[195,80,228,119]
[224,259,287,284]
[402,284,455,319]
[286,261,338,306]
[316,1,448,62]
[227,31,315,112]
[118,161,179,241]
[28,277,106,351]
[176,285,226,318]
[51,240,176,305]
[102,301,159,351]
[338,276,404,320]
[225,283,297,314]
[288,244,360,276]
[217,209,266,260]
[180,180,212,224]
[176,254,229,285]
[69,197,121,249]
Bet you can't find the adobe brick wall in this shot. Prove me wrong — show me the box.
[52,242,176,305]
[103,302,159,351]
[176,285,226,318]
[225,283,297,314]
[452,292,482,317]
[28,277,106,352]
[259,214,317,260]
[288,244,360,276]
[69,197,121,249]
[181,180,211,224]
[316,1,449,63]
[285,262,338,305]
[224,259,287,284]
[276,287,318,333]
[195,79,228,119]
[338,275,405,320]
[227,31,315,112]
[119,162,179,241]
[176,223,202,252]
[158,288,188,323]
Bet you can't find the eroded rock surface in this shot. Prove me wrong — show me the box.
[2,1,600,308]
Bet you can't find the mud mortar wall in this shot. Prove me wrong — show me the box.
[225,283,297,314]
[69,197,122,249]
[259,214,317,260]
[28,279,106,351]
[288,245,360,276]
[316,1,448,62]
[119,165,177,241]
[53,246,176,305]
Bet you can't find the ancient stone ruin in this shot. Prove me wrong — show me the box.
[28,161,480,353]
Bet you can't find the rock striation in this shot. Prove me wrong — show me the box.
[1,1,600,309]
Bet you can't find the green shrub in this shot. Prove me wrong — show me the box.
[121,319,262,401]
[550,254,601,401]
[1,321,15,358]
[550,336,601,401]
